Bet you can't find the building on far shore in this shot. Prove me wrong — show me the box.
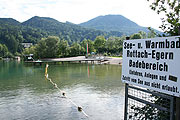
[14,56,21,61]
[21,43,32,48]
[24,54,34,61]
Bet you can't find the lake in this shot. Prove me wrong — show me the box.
[0,61,124,120]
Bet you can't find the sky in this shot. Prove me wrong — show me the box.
[0,0,163,31]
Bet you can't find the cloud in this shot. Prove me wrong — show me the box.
[0,0,162,30]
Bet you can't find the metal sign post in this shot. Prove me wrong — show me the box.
[176,15,180,119]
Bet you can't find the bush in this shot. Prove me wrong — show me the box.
[4,52,14,58]
[103,53,108,56]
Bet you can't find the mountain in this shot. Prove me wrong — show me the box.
[22,16,122,43]
[0,15,161,55]
[79,15,153,35]
[0,16,124,54]
[0,18,20,26]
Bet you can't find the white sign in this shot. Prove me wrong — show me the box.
[121,36,180,97]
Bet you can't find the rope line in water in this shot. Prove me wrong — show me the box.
[45,64,89,118]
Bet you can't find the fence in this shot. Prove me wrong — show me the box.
[124,83,175,120]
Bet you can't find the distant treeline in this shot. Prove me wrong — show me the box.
[0,18,157,59]
[0,31,157,59]
[23,36,124,59]
[22,29,156,59]
[0,17,122,58]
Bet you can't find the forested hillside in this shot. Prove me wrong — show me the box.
[0,16,124,56]
[22,16,119,43]
[0,18,20,26]
[80,15,157,35]
[0,18,48,55]
[0,15,158,58]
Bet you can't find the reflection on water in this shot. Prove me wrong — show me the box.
[0,61,124,120]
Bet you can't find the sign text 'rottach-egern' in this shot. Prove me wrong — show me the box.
[121,36,180,97]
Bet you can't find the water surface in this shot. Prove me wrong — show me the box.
[0,61,124,120]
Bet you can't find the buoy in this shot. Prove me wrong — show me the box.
[62,92,66,96]
[54,83,57,88]
[45,64,48,77]
[78,106,82,112]
[44,64,88,117]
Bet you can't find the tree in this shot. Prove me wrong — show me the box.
[130,33,142,39]
[35,38,47,58]
[147,0,180,35]
[139,31,147,39]
[69,42,81,56]
[94,36,106,54]
[105,37,116,55]
[5,35,18,54]
[59,40,69,57]
[114,36,125,55]
[35,36,60,58]
[0,44,8,57]
[23,45,37,57]
[0,44,3,57]
[81,39,95,55]
[45,36,60,58]
[147,27,157,38]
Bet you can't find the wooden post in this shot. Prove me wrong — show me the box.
[176,98,180,120]
[124,37,130,120]
[124,83,128,120]
[176,25,180,120]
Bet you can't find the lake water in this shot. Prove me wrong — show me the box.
[0,61,125,120]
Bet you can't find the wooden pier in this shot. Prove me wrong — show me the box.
[25,56,110,65]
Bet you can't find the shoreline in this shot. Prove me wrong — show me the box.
[1,56,123,65]
[41,56,122,65]
[108,57,122,65]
